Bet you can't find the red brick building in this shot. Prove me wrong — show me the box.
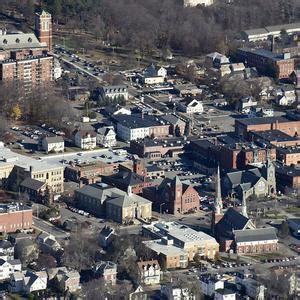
[0,204,32,234]
[0,10,53,93]
[130,137,187,160]
[144,176,200,214]
[235,117,300,140]
[234,228,279,254]
[237,48,295,79]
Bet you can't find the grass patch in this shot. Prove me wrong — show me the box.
[285,207,300,214]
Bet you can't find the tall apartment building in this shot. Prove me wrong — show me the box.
[0,11,53,94]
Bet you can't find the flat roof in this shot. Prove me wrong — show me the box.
[251,130,299,143]
[143,239,186,256]
[236,116,289,126]
[0,146,63,172]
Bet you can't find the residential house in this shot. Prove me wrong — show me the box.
[9,271,48,294]
[178,98,204,114]
[200,274,225,298]
[36,233,63,255]
[237,96,258,113]
[104,105,131,116]
[93,261,117,285]
[99,85,128,101]
[99,226,115,248]
[0,259,21,280]
[137,260,161,285]
[0,240,14,260]
[39,136,64,153]
[74,129,97,150]
[206,52,230,68]
[97,126,117,148]
[219,64,232,77]
[230,63,245,73]
[140,64,167,85]
[161,282,196,300]
[144,176,200,214]
[275,85,296,106]
[48,267,81,293]
[173,84,202,97]
[215,289,236,300]
[235,270,265,300]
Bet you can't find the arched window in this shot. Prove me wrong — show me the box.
[3,39,7,44]
[28,38,32,43]
[16,38,20,43]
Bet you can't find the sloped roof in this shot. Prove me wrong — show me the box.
[234,227,278,243]
[226,168,261,187]
[0,33,44,50]
[107,194,151,208]
[20,177,46,191]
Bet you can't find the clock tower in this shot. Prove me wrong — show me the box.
[35,10,52,52]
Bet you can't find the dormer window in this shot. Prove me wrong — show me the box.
[16,38,20,43]
[3,39,7,44]
[28,38,32,43]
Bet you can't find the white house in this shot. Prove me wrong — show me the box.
[74,129,97,150]
[183,0,214,7]
[137,260,161,285]
[214,289,236,300]
[37,233,63,255]
[101,85,128,101]
[9,271,47,294]
[179,99,204,114]
[97,126,117,148]
[140,64,167,85]
[39,136,64,153]
[0,259,21,280]
[0,240,14,260]
[238,96,258,113]
[161,282,196,300]
[230,63,245,73]
[200,275,225,298]
[275,86,296,106]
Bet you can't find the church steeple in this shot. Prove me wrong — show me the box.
[214,165,223,215]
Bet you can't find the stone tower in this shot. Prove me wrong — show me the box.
[171,176,182,214]
[35,10,52,52]
[264,160,276,195]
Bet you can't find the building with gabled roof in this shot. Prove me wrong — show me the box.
[144,175,200,214]
[234,228,278,254]
[137,259,161,285]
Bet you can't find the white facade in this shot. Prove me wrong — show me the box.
[200,278,224,297]
[0,259,21,280]
[144,76,165,85]
[184,0,214,7]
[74,131,97,150]
[161,284,196,300]
[97,126,117,148]
[117,123,150,141]
[9,271,47,294]
[214,290,236,300]
[138,261,161,285]
[53,59,62,80]
[102,85,128,101]
[41,137,64,153]
[179,99,204,114]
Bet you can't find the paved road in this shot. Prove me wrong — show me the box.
[33,217,69,240]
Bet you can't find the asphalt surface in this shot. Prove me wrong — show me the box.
[33,216,69,239]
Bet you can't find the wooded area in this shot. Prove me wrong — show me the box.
[1,0,299,56]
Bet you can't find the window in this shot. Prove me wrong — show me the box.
[16,38,20,43]
[28,38,32,43]
[3,39,7,44]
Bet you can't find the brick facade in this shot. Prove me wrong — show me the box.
[0,208,32,233]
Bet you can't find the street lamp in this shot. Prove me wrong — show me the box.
[160,203,165,215]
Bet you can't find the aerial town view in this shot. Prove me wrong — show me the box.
[0,0,299,299]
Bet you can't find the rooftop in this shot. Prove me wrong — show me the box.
[251,129,299,143]
[234,227,278,243]
[236,116,289,126]
[143,239,187,256]
[0,203,32,214]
